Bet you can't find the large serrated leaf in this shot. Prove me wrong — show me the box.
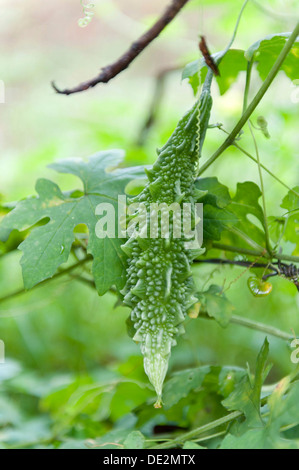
[0,151,145,295]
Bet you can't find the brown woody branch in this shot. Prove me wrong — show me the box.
[52,0,190,96]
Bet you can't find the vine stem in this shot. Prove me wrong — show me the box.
[226,225,265,252]
[151,411,242,449]
[217,127,299,198]
[235,142,299,198]
[151,376,299,449]
[202,312,294,341]
[242,57,273,255]
[0,256,92,306]
[242,59,254,113]
[211,242,299,264]
[228,314,294,341]
[194,257,276,269]
[197,22,299,176]
[248,123,272,255]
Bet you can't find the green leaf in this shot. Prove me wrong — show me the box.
[198,284,235,327]
[182,50,247,95]
[123,430,145,449]
[220,427,269,449]
[245,33,299,81]
[195,177,231,209]
[267,187,299,254]
[268,379,299,434]
[202,205,237,242]
[162,366,211,409]
[280,187,299,255]
[223,182,266,250]
[183,33,299,96]
[109,382,152,421]
[218,367,248,398]
[182,59,205,95]
[221,379,299,449]
[222,338,271,427]
[281,186,299,213]
[194,177,236,242]
[0,151,144,294]
[267,215,286,246]
[215,49,248,95]
[284,220,299,256]
[183,441,206,449]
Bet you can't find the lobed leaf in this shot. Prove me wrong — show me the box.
[0,151,145,295]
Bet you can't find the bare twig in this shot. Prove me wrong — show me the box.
[211,242,299,264]
[52,0,190,96]
[193,257,275,270]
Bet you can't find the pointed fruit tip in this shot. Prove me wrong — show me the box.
[154,397,163,409]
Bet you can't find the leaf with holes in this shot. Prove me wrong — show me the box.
[245,33,299,81]
[0,151,145,294]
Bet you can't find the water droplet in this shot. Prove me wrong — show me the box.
[60,245,65,255]
[247,277,272,297]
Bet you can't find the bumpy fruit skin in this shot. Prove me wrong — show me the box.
[121,97,210,405]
